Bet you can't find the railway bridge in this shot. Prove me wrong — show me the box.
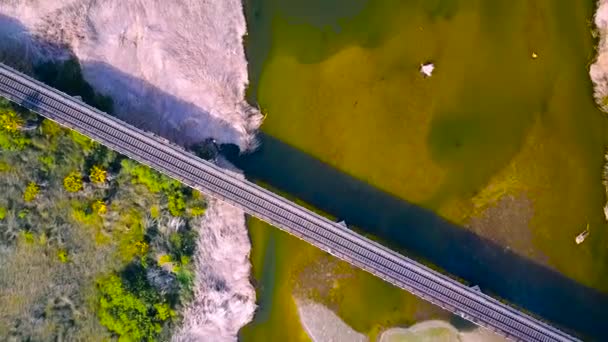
[0,63,577,342]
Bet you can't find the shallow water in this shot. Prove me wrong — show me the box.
[238,218,452,342]
[242,0,608,339]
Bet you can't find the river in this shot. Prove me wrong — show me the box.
[238,0,608,340]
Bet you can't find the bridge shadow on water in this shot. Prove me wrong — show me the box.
[223,133,608,340]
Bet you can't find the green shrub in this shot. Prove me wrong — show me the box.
[40,119,63,138]
[18,209,28,219]
[70,130,97,152]
[97,274,162,341]
[167,191,186,217]
[153,303,174,321]
[0,107,29,150]
[0,125,29,151]
[189,206,206,217]
[22,231,35,244]
[175,267,194,291]
[121,160,190,217]
[38,154,55,171]
[180,256,190,266]
[121,159,183,193]
[72,207,95,225]
[121,160,168,193]
[169,230,197,259]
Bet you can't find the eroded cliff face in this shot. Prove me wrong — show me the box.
[0,0,262,150]
[173,198,256,342]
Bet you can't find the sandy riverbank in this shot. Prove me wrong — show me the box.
[589,0,608,220]
[294,296,507,342]
[378,321,458,342]
[379,320,507,342]
[590,0,608,112]
[295,296,368,342]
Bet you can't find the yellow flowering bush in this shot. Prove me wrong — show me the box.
[92,200,107,215]
[89,165,107,184]
[0,109,23,132]
[23,182,39,202]
[57,249,69,263]
[63,171,83,192]
[189,206,206,217]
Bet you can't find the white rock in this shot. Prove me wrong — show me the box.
[420,63,435,77]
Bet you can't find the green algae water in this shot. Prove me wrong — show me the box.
[241,0,608,339]
[239,219,312,341]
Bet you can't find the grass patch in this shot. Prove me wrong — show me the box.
[0,60,206,340]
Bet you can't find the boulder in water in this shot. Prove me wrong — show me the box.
[420,62,435,77]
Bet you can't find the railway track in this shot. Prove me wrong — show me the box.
[0,62,577,342]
